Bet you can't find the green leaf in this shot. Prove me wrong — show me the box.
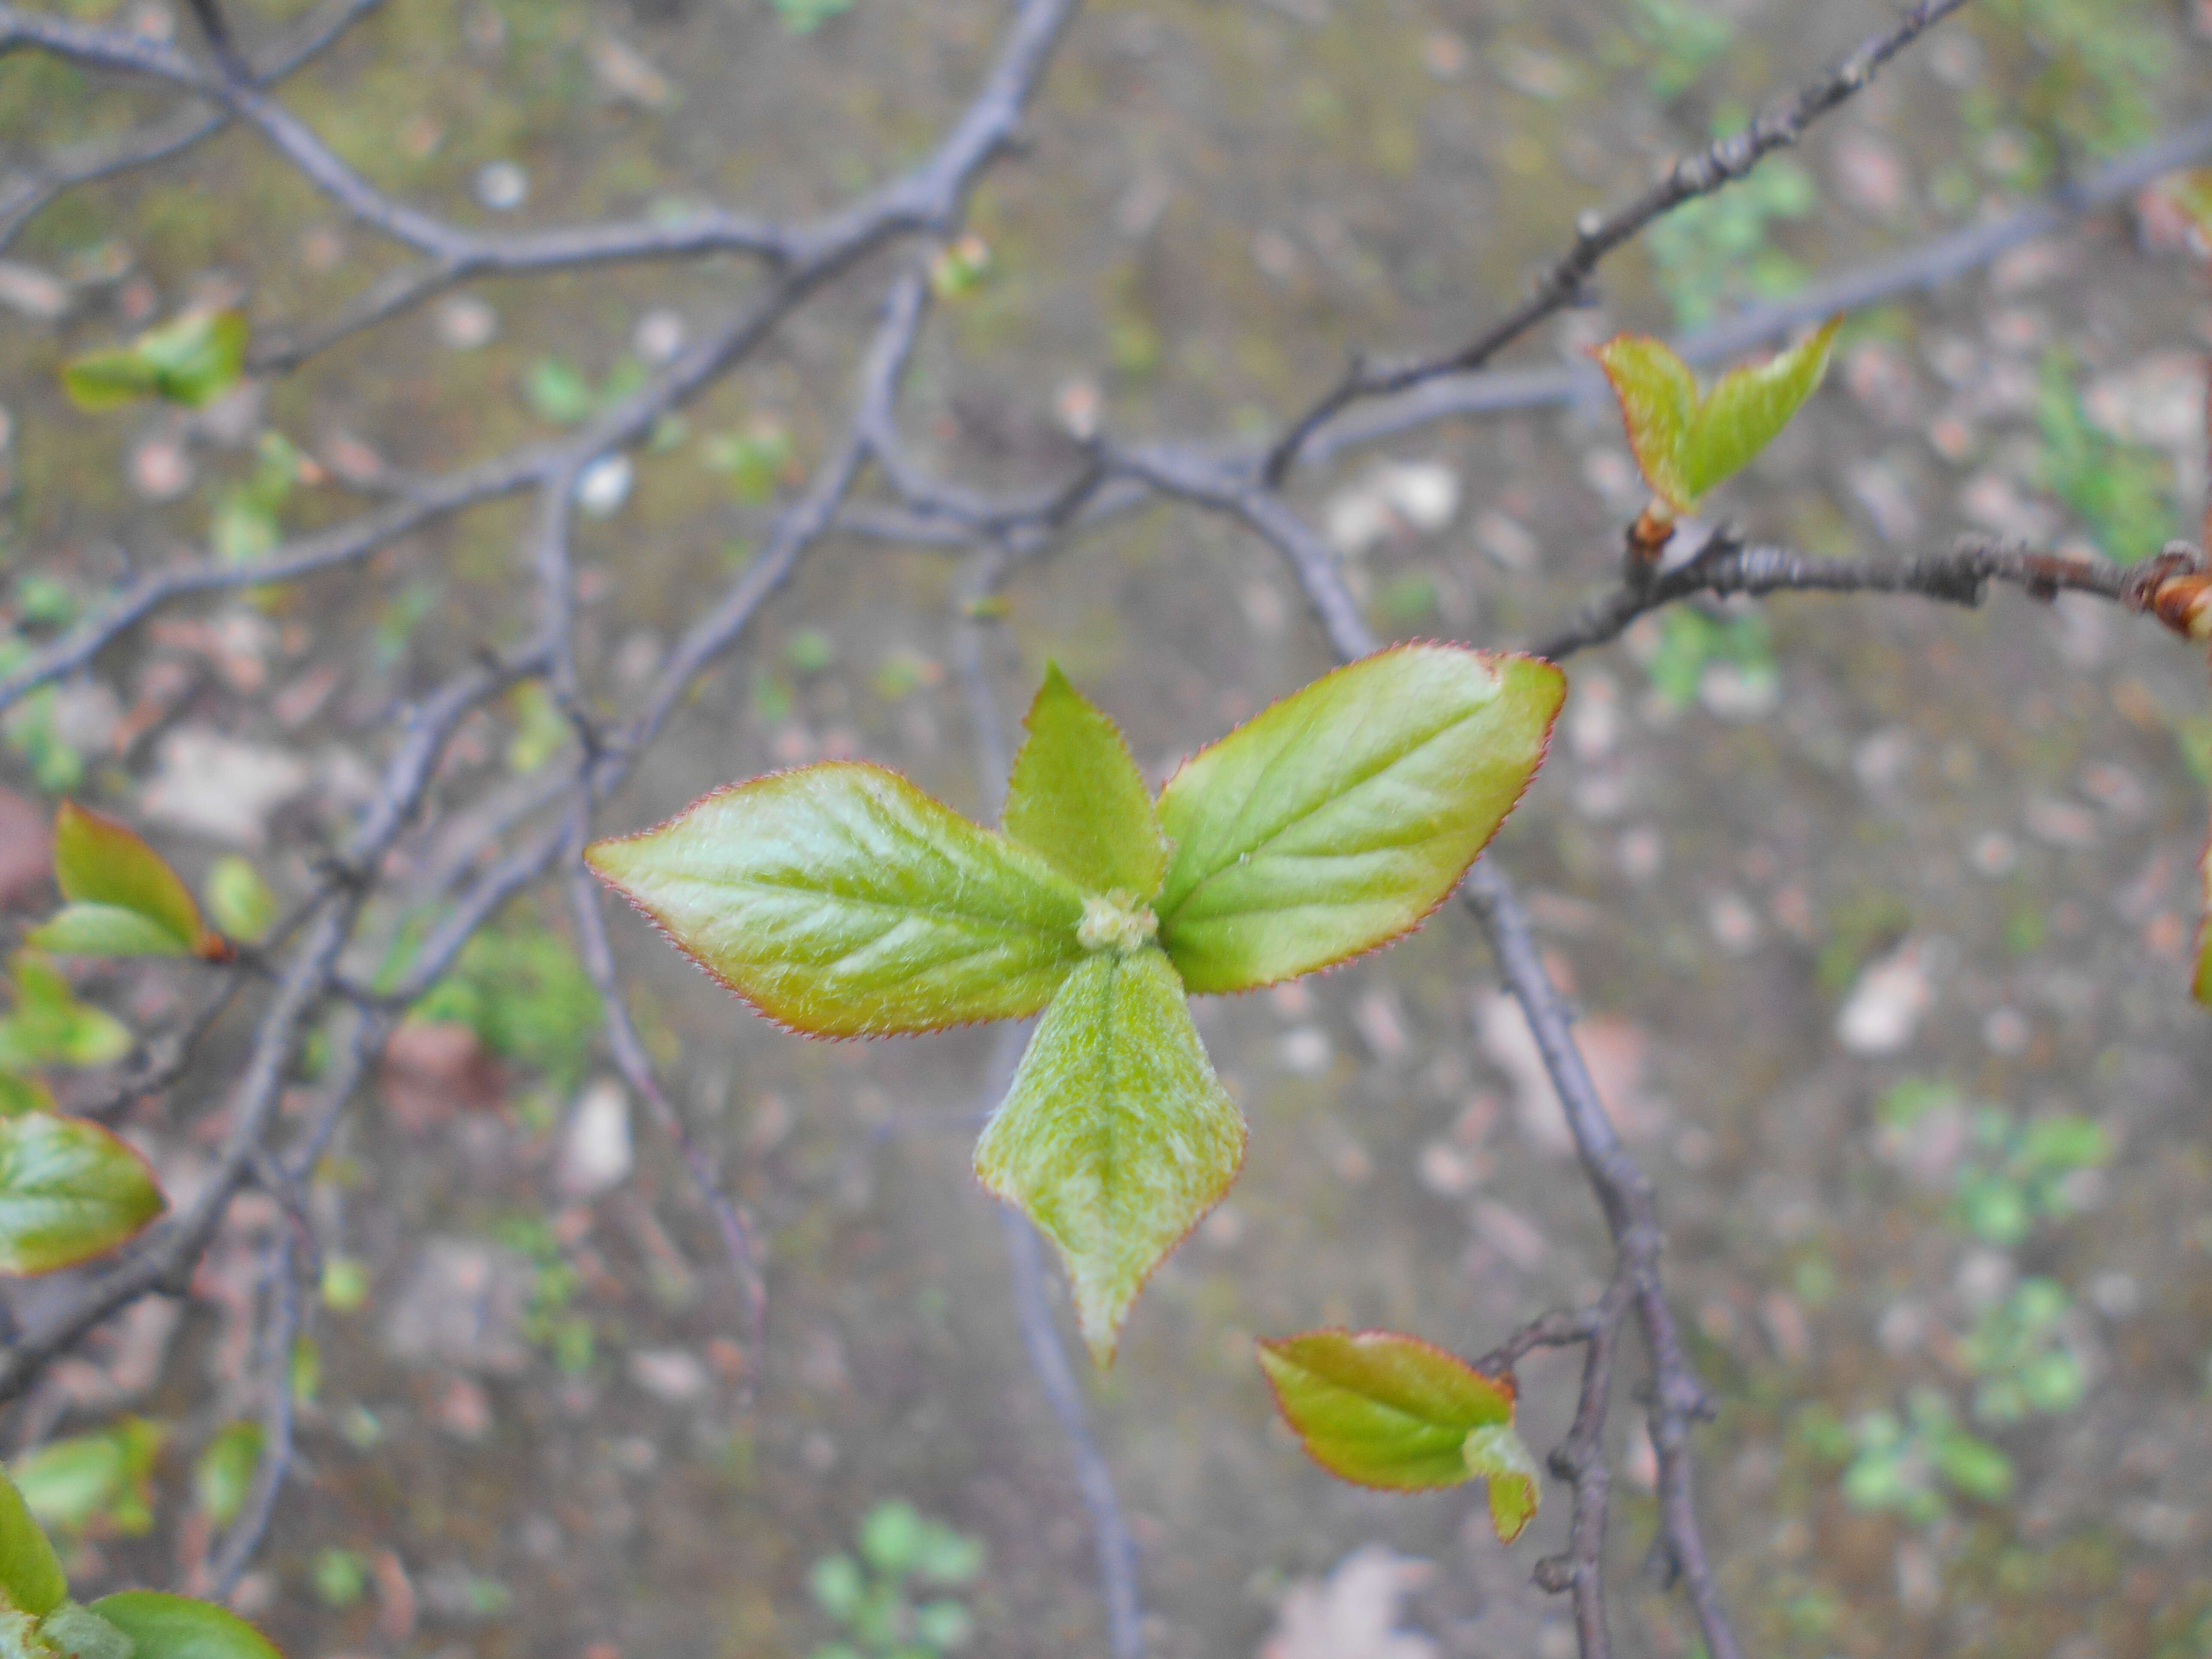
[1001,665,1167,901]
[1256,1329,1530,1519]
[0,1073,56,1118]
[27,906,193,960]
[0,957,133,1073]
[525,357,596,425]
[858,1501,923,1577]
[192,1424,262,1530]
[10,1419,159,1539]
[974,948,1245,1363]
[0,1468,69,1618]
[203,859,276,946]
[1677,316,1841,502]
[1930,1429,2013,1504]
[1154,645,1565,995]
[586,762,1087,1036]
[1592,334,1698,514]
[810,1555,864,1622]
[49,804,208,957]
[1462,1422,1541,1544]
[1594,319,1840,513]
[0,1112,166,1275]
[86,1592,283,1659]
[911,1525,985,1588]
[60,352,161,413]
[134,311,249,409]
[914,1600,975,1650]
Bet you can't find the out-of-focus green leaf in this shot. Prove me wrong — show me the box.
[911,1523,985,1588]
[1001,665,1166,902]
[975,948,1243,1363]
[66,311,248,411]
[914,1600,976,1650]
[87,1591,283,1659]
[810,1554,864,1621]
[27,905,194,960]
[60,351,160,413]
[1154,645,1564,994]
[1930,1429,2014,1504]
[204,858,277,946]
[134,311,249,408]
[587,763,1086,1036]
[505,681,569,775]
[11,1419,161,1537]
[0,956,133,1072]
[0,1466,68,1618]
[524,357,596,425]
[1257,1328,1534,1538]
[0,1113,166,1275]
[857,1501,922,1577]
[192,1423,262,1529]
[46,803,209,957]
[0,1072,55,1118]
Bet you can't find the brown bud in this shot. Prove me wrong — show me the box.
[1626,502,1676,567]
[2122,550,2212,641]
[2152,571,2212,641]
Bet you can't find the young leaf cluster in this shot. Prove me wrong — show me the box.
[60,311,249,414]
[1595,318,1840,520]
[589,645,1564,1360]
[809,1500,985,1659]
[0,803,278,1276]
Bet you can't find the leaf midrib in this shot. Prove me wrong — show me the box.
[1168,696,1487,917]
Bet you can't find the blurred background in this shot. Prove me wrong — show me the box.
[4,0,2212,1655]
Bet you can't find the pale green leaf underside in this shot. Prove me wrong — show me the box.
[53,804,205,954]
[27,905,192,960]
[1595,320,1839,514]
[1256,1328,1517,1490]
[1155,646,1565,995]
[0,1112,167,1276]
[975,948,1245,1363]
[587,762,1087,1036]
[1463,1422,1542,1544]
[1001,665,1166,899]
[89,1591,284,1659]
[0,1468,68,1619]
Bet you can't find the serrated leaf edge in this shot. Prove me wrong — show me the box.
[1154,642,1566,994]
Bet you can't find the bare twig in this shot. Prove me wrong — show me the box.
[204,1232,305,1598]
[1259,0,1976,483]
[1533,535,2135,662]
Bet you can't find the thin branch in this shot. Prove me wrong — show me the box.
[204,1233,304,1598]
[1532,535,2136,663]
[563,814,768,1395]
[1259,0,1976,483]
[0,0,380,252]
